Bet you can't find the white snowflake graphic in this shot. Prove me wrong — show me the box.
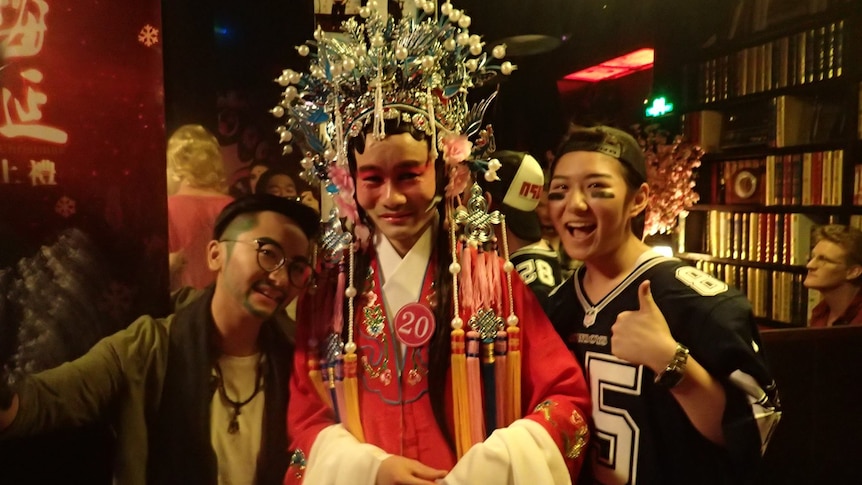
[138,24,159,47]
[55,196,76,218]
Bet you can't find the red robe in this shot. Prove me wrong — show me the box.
[285,250,591,483]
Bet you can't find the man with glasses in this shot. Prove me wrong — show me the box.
[0,194,318,485]
[805,224,862,327]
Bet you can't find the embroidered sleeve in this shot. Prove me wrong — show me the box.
[511,274,592,478]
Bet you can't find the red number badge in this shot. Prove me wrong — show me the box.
[394,303,436,347]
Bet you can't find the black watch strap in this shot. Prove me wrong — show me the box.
[654,342,689,389]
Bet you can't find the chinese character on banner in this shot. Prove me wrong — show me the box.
[0,0,68,144]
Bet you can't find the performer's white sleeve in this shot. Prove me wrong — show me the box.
[303,424,392,485]
[441,419,571,485]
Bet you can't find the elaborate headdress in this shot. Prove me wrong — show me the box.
[275,1,523,457]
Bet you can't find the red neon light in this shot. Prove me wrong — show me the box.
[563,48,654,82]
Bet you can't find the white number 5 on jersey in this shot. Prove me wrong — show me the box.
[585,352,642,485]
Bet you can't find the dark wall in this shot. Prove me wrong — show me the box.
[161,0,314,136]
[759,326,862,483]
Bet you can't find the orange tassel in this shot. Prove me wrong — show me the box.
[343,353,365,442]
[494,330,508,428]
[507,326,522,422]
[307,351,332,408]
[450,328,471,458]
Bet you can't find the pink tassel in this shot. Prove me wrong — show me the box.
[474,251,490,309]
[487,251,502,314]
[333,266,346,334]
[466,330,485,445]
[460,244,475,313]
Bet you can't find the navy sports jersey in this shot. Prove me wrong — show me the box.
[546,255,781,485]
[511,244,562,306]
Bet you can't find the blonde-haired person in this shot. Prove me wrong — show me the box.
[167,124,234,290]
[804,224,862,327]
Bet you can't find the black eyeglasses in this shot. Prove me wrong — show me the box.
[219,239,315,288]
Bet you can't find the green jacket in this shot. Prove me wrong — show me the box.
[4,314,171,485]
[2,286,293,485]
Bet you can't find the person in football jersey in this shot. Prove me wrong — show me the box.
[477,150,563,306]
[544,125,781,484]
[804,224,862,327]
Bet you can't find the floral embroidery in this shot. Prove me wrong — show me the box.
[288,449,307,480]
[566,410,589,460]
[360,339,391,385]
[534,400,589,460]
[407,349,429,385]
[364,305,385,336]
[379,368,393,385]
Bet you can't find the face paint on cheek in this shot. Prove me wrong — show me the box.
[593,190,615,199]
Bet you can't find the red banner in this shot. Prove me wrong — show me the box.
[0,0,168,316]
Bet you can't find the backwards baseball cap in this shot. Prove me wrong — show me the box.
[553,125,647,184]
[213,193,319,240]
[478,150,546,242]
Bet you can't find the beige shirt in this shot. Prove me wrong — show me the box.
[211,353,265,485]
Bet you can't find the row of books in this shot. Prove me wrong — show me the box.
[764,149,844,206]
[693,260,815,327]
[703,210,824,266]
[697,20,844,103]
[702,149,846,207]
[688,94,847,153]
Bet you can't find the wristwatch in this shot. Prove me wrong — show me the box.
[654,342,689,389]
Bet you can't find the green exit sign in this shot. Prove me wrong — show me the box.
[645,97,674,117]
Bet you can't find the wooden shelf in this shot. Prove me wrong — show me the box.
[686,204,862,214]
[677,252,808,273]
[684,76,854,113]
[700,139,858,162]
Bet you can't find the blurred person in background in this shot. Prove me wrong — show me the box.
[166,124,234,290]
[804,224,862,327]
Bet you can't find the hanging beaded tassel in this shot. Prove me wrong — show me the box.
[342,242,365,441]
[500,217,521,423]
[464,243,486,446]
[494,329,508,429]
[448,214,472,458]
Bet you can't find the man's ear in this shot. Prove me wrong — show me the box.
[629,182,650,218]
[207,240,223,271]
[846,264,862,282]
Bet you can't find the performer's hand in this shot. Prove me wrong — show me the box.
[376,455,447,485]
[611,280,678,373]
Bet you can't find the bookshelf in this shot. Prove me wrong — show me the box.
[670,0,861,328]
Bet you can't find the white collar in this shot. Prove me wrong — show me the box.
[376,226,433,311]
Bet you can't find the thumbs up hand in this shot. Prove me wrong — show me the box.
[611,280,679,373]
